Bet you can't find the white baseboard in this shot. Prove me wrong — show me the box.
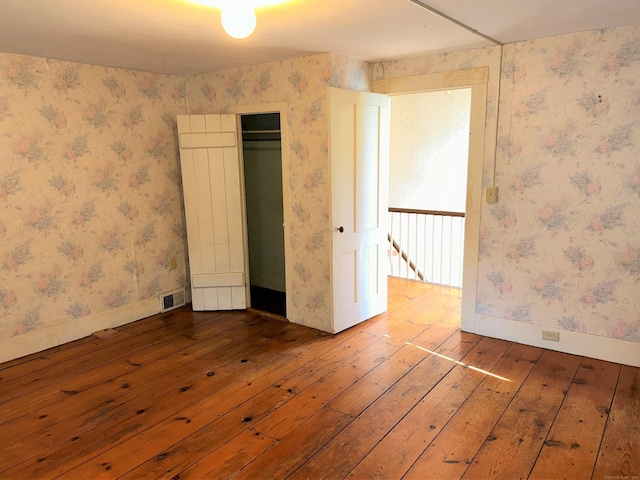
[0,298,160,364]
[466,313,640,368]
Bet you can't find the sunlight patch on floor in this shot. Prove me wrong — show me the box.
[406,341,511,382]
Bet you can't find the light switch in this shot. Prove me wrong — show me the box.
[486,186,498,203]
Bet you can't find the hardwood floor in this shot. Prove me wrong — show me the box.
[0,277,638,479]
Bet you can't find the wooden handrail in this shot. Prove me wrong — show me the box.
[388,207,465,218]
[387,233,425,281]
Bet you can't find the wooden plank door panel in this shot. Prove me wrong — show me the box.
[177,114,246,311]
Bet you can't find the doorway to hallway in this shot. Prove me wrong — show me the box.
[387,88,471,289]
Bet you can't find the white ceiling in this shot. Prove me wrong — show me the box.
[0,0,638,76]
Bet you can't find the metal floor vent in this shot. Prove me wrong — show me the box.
[159,288,186,313]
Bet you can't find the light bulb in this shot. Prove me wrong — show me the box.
[221,2,256,39]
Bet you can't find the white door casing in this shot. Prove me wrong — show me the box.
[329,87,390,333]
[177,114,246,311]
[373,68,488,331]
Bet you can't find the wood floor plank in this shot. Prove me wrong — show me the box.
[287,334,500,480]
[347,342,541,480]
[461,350,583,480]
[274,299,455,398]
[406,305,454,326]
[0,277,637,480]
[1,328,306,478]
[233,407,353,480]
[250,336,411,440]
[0,335,96,372]
[528,358,620,479]
[177,429,277,479]
[0,313,239,430]
[402,343,547,480]
[317,330,384,363]
[327,339,431,417]
[0,309,205,385]
[51,329,322,479]
[0,335,239,471]
[328,323,458,417]
[366,296,448,337]
[0,333,135,388]
[101,386,294,479]
[0,311,231,405]
[269,353,339,395]
[249,323,463,443]
[0,311,273,438]
[250,382,337,442]
[1,330,210,433]
[592,365,640,479]
[0,311,187,375]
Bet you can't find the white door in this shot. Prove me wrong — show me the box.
[177,114,246,311]
[330,87,389,332]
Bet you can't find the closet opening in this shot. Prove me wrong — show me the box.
[241,113,286,317]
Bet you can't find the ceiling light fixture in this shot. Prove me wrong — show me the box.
[221,1,257,39]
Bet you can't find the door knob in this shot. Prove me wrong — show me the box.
[337,226,344,233]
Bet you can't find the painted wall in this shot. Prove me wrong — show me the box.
[375,24,640,350]
[389,88,471,212]
[243,139,286,292]
[0,53,189,360]
[185,53,372,331]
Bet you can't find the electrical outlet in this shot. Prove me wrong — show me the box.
[169,256,178,271]
[486,186,498,203]
[541,330,560,342]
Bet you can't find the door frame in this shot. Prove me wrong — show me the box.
[373,67,488,331]
[228,102,292,317]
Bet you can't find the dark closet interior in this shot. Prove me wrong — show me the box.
[241,113,286,317]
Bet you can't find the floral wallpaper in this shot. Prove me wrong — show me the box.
[376,25,640,344]
[185,53,371,332]
[4,22,636,357]
[0,48,371,349]
[0,53,188,343]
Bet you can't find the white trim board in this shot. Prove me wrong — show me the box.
[373,68,488,337]
[474,313,640,368]
[373,67,489,94]
[0,298,159,363]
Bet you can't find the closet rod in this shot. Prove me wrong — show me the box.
[242,129,281,134]
[242,138,281,142]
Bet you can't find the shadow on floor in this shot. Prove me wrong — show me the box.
[250,285,286,317]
